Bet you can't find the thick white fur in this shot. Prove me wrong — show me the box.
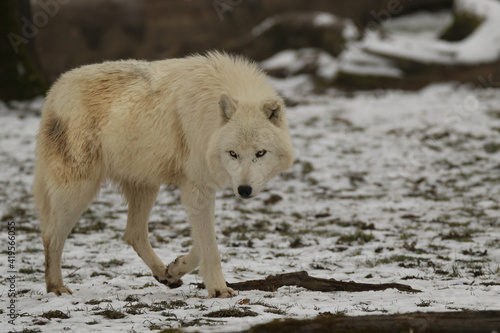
[34,52,293,298]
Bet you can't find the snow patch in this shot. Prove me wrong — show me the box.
[252,17,276,36]
[362,0,500,64]
[313,12,338,27]
[261,49,339,80]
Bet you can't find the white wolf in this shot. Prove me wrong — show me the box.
[34,52,293,298]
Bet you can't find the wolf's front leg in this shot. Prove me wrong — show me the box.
[122,183,182,288]
[176,182,235,298]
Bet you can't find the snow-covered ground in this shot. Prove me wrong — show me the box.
[1,78,499,332]
[359,0,500,65]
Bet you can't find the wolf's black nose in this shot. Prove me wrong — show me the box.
[238,185,252,198]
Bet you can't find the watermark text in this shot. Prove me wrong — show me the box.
[6,221,18,325]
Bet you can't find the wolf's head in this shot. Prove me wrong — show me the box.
[207,93,293,199]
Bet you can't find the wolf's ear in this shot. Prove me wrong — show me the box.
[262,98,284,126]
[219,93,238,121]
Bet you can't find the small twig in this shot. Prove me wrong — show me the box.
[65,267,81,278]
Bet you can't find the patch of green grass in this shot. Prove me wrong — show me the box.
[153,233,170,244]
[139,282,156,289]
[206,307,258,318]
[86,320,99,325]
[390,255,421,262]
[276,222,291,234]
[401,275,427,280]
[180,318,224,328]
[250,300,288,315]
[485,239,500,248]
[386,254,434,269]
[318,311,347,317]
[1,206,28,222]
[19,267,36,274]
[416,299,434,307]
[447,221,471,228]
[16,224,40,233]
[126,302,149,311]
[41,310,70,320]
[311,260,333,270]
[18,289,31,295]
[462,248,488,257]
[133,271,152,278]
[256,207,283,216]
[90,271,113,278]
[264,194,283,205]
[460,204,486,218]
[450,262,463,278]
[73,215,107,234]
[265,308,288,315]
[399,233,417,240]
[99,259,125,268]
[125,294,140,302]
[235,232,249,241]
[441,229,475,242]
[31,319,48,326]
[74,221,107,234]
[253,219,271,230]
[161,311,177,318]
[337,230,375,244]
[150,300,188,311]
[222,223,248,236]
[151,303,167,312]
[484,142,500,153]
[85,299,113,306]
[365,257,392,268]
[233,266,252,273]
[434,269,449,275]
[95,308,126,319]
[428,244,449,251]
[169,300,188,308]
[403,241,428,254]
[301,161,314,175]
[468,267,484,277]
[126,306,146,315]
[149,323,162,330]
[290,236,308,248]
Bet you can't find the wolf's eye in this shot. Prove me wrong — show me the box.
[256,150,267,158]
[229,150,238,159]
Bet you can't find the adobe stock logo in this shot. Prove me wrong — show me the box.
[7,0,69,54]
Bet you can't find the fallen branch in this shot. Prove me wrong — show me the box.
[196,271,421,293]
[245,310,500,333]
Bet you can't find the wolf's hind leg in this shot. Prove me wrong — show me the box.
[39,179,100,295]
[122,183,181,287]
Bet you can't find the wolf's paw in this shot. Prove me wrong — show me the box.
[47,284,73,296]
[166,256,190,280]
[208,286,236,298]
[153,274,183,289]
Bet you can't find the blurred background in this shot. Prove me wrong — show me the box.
[1,0,500,101]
